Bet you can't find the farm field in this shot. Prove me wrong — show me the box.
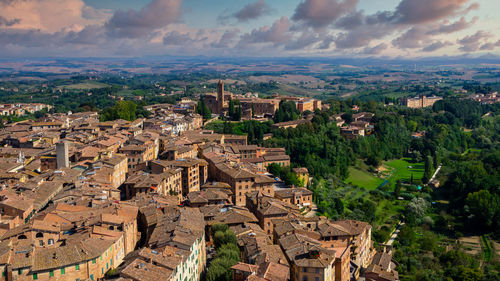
[61,81,109,90]
[346,166,384,190]
[346,157,425,190]
[384,158,425,184]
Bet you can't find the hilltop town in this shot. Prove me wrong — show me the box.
[0,81,399,281]
[0,69,497,281]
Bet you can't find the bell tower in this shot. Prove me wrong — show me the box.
[217,79,224,113]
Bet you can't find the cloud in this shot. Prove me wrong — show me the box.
[0,16,20,27]
[479,43,495,51]
[105,0,183,38]
[210,29,240,48]
[0,29,62,47]
[479,40,500,51]
[421,41,453,52]
[284,31,323,50]
[64,25,106,45]
[458,31,489,52]
[335,11,364,30]
[0,0,492,57]
[292,0,358,29]
[334,24,390,49]
[163,30,194,45]
[392,0,478,24]
[427,17,477,35]
[361,43,388,55]
[232,0,271,22]
[313,35,332,49]
[330,0,479,52]
[0,0,108,32]
[239,16,292,46]
[392,27,430,49]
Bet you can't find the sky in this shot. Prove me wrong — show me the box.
[0,0,499,59]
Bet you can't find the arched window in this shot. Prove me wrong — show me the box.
[108,226,114,231]
[18,235,27,240]
[35,232,43,238]
[48,239,54,245]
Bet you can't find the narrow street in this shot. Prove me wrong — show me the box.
[428,164,442,184]
[386,221,405,246]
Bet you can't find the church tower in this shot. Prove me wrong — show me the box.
[217,79,224,113]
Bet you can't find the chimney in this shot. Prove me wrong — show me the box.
[56,141,69,168]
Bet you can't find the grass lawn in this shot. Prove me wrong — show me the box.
[346,166,384,190]
[384,158,424,184]
[113,89,135,98]
[61,81,109,90]
[375,199,404,226]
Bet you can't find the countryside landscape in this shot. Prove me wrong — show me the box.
[0,0,499,281]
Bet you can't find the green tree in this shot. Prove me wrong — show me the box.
[211,223,229,235]
[407,120,418,132]
[100,100,139,121]
[207,224,240,281]
[423,155,433,183]
[213,229,237,249]
[465,190,500,230]
[197,99,212,120]
[341,112,353,124]
[394,180,402,198]
[274,100,299,123]
[405,197,429,225]
[228,99,242,121]
[398,225,416,246]
[222,121,233,134]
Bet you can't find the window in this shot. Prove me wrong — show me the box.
[33,273,38,280]
[18,269,22,275]
[90,274,94,281]
[49,271,54,277]
[315,278,319,281]
[35,232,43,238]
[302,277,308,281]
[303,268,307,273]
[92,258,96,264]
[48,239,54,245]
[315,268,319,273]
[39,240,44,247]
[61,268,65,275]
[75,264,80,271]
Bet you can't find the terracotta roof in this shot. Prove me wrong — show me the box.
[121,258,173,281]
[258,262,290,281]
[332,220,371,236]
[231,262,259,273]
[209,207,258,226]
[32,237,115,271]
[275,188,312,199]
